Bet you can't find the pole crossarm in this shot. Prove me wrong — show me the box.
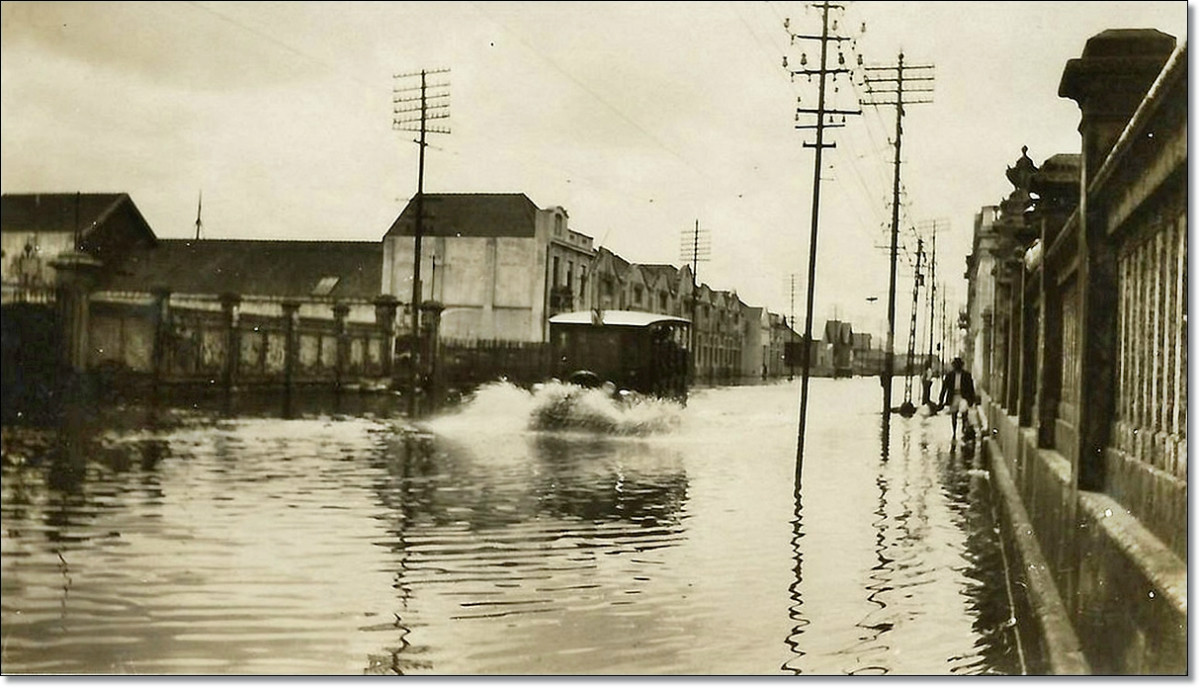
[393,91,450,103]
[796,107,863,115]
[790,68,854,78]
[790,33,852,42]
[393,81,451,93]
[393,68,450,78]
[861,99,934,107]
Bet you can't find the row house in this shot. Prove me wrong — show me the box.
[766,312,795,377]
[383,192,799,381]
[587,249,763,382]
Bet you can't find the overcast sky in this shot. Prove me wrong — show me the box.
[0,1,1187,343]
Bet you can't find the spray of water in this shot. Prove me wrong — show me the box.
[426,381,683,437]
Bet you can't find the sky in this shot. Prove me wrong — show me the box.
[0,1,1189,345]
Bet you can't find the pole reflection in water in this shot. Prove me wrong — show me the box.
[0,379,1039,674]
[782,491,807,673]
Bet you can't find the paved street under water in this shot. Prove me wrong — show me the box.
[1,378,1036,674]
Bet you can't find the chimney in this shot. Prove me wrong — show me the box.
[1058,29,1176,183]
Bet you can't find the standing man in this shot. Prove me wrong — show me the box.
[938,357,977,440]
[920,355,937,409]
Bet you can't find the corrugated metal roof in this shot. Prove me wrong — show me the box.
[100,239,382,300]
[384,193,540,239]
[549,310,690,327]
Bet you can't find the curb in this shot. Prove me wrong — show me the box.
[983,436,1092,675]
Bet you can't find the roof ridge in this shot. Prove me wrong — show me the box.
[158,237,380,245]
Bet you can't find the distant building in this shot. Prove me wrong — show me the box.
[964,205,1002,386]
[769,313,799,377]
[382,193,594,342]
[1,193,156,303]
[740,305,769,379]
[637,264,684,317]
[824,319,854,376]
[851,332,883,376]
[103,239,383,323]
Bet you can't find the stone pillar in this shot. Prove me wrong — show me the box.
[332,302,350,391]
[979,310,993,399]
[1029,156,1081,449]
[1037,262,1063,449]
[150,286,172,397]
[281,300,300,418]
[373,295,400,380]
[1005,259,1023,413]
[49,250,103,375]
[1059,29,1175,491]
[1018,263,1038,428]
[219,292,241,397]
[420,300,444,409]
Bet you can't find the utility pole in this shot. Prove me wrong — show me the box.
[863,53,934,416]
[899,238,923,416]
[916,219,943,390]
[394,68,451,418]
[788,273,797,381]
[939,282,947,367]
[784,2,860,480]
[680,220,710,382]
[925,224,938,378]
[194,191,203,241]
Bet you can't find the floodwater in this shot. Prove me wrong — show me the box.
[0,378,1034,675]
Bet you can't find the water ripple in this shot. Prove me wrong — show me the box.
[2,380,1031,674]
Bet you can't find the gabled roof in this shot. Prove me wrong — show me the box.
[593,246,632,279]
[1,192,156,244]
[384,193,540,239]
[624,263,648,286]
[100,239,382,300]
[636,264,680,293]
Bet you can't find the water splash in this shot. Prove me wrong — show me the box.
[426,381,683,437]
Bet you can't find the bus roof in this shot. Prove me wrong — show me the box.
[548,310,691,328]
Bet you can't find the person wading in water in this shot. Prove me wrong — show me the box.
[937,357,977,441]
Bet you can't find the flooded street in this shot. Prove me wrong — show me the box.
[1,378,1030,674]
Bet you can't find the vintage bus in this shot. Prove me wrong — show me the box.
[548,310,691,401]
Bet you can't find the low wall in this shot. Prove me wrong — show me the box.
[982,396,1185,674]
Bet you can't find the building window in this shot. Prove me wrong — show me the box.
[553,256,560,287]
[567,261,574,289]
[633,285,643,305]
[555,215,564,236]
[660,292,668,311]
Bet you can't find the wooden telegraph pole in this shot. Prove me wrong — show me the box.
[783,2,860,483]
[394,68,450,418]
[862,53,934,416]
[680,220,710,383]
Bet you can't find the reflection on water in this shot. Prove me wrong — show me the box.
[1,379,1034,674]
